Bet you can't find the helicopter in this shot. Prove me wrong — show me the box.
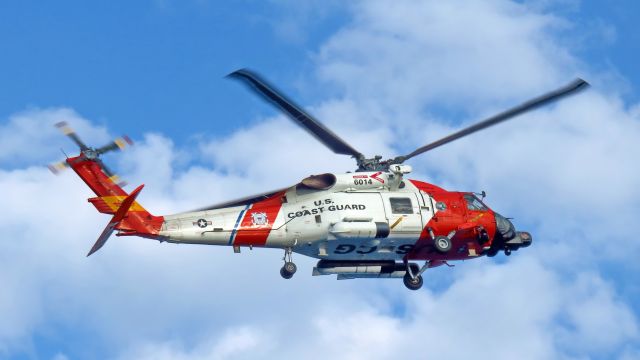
[50,69,588,290]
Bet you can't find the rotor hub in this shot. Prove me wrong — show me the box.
[82,148,99,160]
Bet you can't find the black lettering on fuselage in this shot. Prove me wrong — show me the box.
[288,203,366,219]
[334,244,356,254]
[330,243,415,255]
[356,245,377,254]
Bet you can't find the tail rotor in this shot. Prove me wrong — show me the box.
[49,121,133,186]
[95,135,133,156]
[55,121,89,150]
[47,161,69,174]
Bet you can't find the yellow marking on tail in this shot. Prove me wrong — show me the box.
[100,196,146,212]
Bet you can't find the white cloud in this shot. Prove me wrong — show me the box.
[114,258,638,360]
[0,103,636,358]
[559,273,639,354]
[118,327,268,360]
[0,108,111,167]
[315,0,579,115]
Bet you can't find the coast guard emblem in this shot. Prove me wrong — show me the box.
[251,212,269,226]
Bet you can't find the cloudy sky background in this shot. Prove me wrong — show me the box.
[1,1,639,359]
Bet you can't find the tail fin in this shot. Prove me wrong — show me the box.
[52,122,164,254]
[87,184,145,256]
[67,155,164,254]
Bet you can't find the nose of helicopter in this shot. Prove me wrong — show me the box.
[495,212,516,240]
[491,212,533,255]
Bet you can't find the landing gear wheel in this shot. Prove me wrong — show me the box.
[280,261,297,279]
[280,267,293,279]
[486,248,498,257]
[504,248,512,256]
[403,273,423,291]
[284,261,297,274]
[280,247,296,279]
[433,236,452,253]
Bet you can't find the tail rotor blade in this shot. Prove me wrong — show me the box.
[55,121,89,150]
[96,136,133,155]
[48,161,69,174]
[96,159,113,177]
[97,159,127,187]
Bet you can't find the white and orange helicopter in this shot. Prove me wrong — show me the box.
[51,70,588,290]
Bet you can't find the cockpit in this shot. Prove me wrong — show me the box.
[463,193,489,211]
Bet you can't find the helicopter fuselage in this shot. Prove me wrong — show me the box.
[158,171,509,266]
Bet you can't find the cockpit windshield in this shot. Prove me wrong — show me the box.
[464,193,488,211]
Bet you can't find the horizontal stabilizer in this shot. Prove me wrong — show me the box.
[87,185,144,256]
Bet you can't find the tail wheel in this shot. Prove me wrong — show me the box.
[403,273,423,290]
[284,261,297,274]
[433,236,452,253]
[280,261,297,279]
[280,267,293,279]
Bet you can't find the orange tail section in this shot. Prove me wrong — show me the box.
[67,155,164,250]
[87,184,145,256]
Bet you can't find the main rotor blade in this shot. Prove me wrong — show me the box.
[228,69,364,159]
[399,78,589,162]
[55,121,88,150]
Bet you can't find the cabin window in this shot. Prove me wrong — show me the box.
[464,194,488,211]
[390,197,413,214]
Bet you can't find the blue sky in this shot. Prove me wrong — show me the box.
[1,1,640,359]
[2,1,636,144]
[0,1,349,143]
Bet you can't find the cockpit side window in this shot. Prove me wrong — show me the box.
[390,197,413,214]
[464,194,488,211]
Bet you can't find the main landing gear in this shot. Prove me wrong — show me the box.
[403,261,429,291]
[280,247,297,279]
[403,272,423,290]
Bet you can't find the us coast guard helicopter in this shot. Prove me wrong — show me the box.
[50,70,588,290]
